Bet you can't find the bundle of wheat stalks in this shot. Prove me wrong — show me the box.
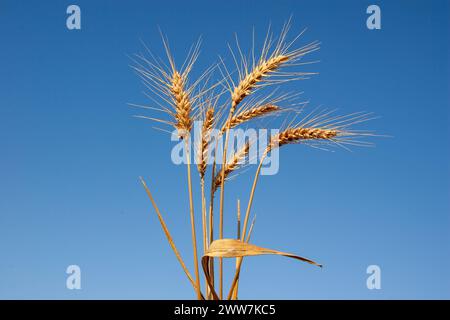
[132,22,373,300]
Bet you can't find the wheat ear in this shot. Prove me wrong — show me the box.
[171,71,193,138]
[197,107,215,177]
[267,127,338,151]
[214,142,250,192]
[221,104,280,132]
[231,56,289,109]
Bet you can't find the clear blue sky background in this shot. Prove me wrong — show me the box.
[0,0,449,299]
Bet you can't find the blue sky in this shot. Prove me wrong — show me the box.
[0,0,449,299]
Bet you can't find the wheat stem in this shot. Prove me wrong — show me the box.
[237,199,241,239]
[200,178,209,298]
[207,160,217,299]
[195,107,215,299]
[219,52,289,299]
[226,158,264,300]
[233,199,241,299]
[184,138,202,300]
[232,214,256,300]
[218,109,237,299]
[218,131,229,300]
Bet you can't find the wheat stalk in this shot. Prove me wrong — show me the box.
[196,106,215,297]
[217,25,318,298]
[170,68,202,299]
[183,138,203,300]
[216,31,295,296]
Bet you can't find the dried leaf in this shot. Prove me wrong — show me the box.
[202,239,321,300]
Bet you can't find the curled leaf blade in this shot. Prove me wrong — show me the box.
[205,239,321,266]
[201,239,322,300]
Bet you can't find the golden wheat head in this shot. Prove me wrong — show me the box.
[171,71,193,137]
[266,127,337,153]
[231,56,289,109]
[197,107,215,177]
[214,142,250,192]
[226,22,320,113]
[222,104,281,132]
